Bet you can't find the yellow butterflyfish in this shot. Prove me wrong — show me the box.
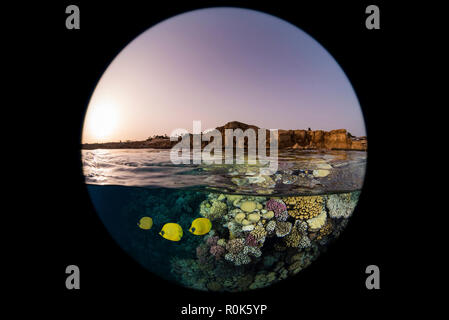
[189,218,212,235]
[138,217,153,230]
[159,223,183,241]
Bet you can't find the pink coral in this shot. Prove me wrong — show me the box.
[210,245,225,260]
[245,233,258,247]
[276,210,289,222]
[266,199,288,221]
[206,235,219,247]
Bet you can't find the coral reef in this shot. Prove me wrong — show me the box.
[240,201,257,212]
[326,192,358,218]
[285,195,324,220]
[166,189,360,292]
[200,196,228,220]
[245,233,258,246]
[226,238,245,254]
[225,251,251,266]
[266,220,276,234]
[250,225,267,243]
[307,209,327,230]
[210,245,225,260]
[266,199,287,219]
[275,221,292,237]
[284,220,309,248]
[249,272,277,289]
[317,220,333,241]
[275,210,289,222]
[206,235,219,246]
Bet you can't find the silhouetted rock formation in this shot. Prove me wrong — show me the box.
[82,121,367,151]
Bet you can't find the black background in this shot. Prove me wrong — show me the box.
[15,0,413,316]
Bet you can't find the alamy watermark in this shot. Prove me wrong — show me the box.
[169,121,279,175]
[65,265,80,289]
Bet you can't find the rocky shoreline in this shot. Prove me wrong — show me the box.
[82,121,367,151]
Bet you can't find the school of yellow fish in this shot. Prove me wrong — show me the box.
[138,215,212,241]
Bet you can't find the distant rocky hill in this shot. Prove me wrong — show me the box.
[82,121,367,151]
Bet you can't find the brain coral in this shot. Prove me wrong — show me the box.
[240,201,257,213]
[326,193,357,218]
[284,196,324,220]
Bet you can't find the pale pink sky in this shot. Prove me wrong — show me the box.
[82,8,366,143]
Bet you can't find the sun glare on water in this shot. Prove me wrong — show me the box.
[84,101,119,142]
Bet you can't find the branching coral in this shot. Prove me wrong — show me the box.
[266,199,287,221]
[243,245,262,258]
[225,251,251,266]
[210,245,225,260]
[200,199,227,220]
[226,238,245,254]
[326,193,357,218]
[217,238,227,247]
[206,235,219,246]
[284,195,324,220]
[284,220,308,248]
[224,237,262,266]
[245,233,258,246]
[275,210,289,222]
[209,200,228,219]
[298,235,311,249]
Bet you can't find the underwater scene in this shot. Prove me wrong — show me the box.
[83,148,366,292]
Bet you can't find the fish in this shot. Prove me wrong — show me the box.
[138,216,153,230]
[189,217,212,235]
[159,223,183,241]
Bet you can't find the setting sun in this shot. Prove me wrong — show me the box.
[83,101,119,142]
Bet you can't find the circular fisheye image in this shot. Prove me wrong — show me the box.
[82,7,367,292]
